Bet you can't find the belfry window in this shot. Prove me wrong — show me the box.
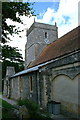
[45,32,47,38]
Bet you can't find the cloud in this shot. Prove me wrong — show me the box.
[40,8,55,23]
[6,0,79,59]
[6,15,35,59]
[35,0,79,37]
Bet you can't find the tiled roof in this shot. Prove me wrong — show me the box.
[29,26,80,68]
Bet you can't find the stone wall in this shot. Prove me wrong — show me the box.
[10,77,20,99]
[8,51,80,117]
[10,72,38,103]
[3,67,15,97]
[29,72,38,103]
[25,22,58,68]
[38,51,80,117]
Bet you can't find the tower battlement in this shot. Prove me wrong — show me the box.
[27,22,58,36]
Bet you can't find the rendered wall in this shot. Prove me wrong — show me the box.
[51,74,79,117]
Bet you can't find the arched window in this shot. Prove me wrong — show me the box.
[20,76,23,92]
[45,32,47,38]
[29,76,33,92]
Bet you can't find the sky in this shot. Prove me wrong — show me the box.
[6,0,80,59]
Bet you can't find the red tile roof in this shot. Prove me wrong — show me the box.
[29,26,80,68]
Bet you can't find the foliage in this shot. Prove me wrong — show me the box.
[17,99,40,112]
[2,2,35,79]
[2,45,24,78]
[2,45,23,62]
[1,98,51,119]
[17,99,51,119]
[2,2,35,43]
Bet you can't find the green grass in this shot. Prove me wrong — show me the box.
[0,98,17,119]
[1,98,14,109]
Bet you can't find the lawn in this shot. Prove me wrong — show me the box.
[0,98,18,119]
[0,98,15,109]
[2,98,14,109]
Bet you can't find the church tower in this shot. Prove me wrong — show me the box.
[25,22,58,68]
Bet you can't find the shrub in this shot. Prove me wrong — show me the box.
[17,99,52,119]
[17,99,40,112]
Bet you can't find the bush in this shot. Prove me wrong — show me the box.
[17,99,52,119]
[17,99,40,112]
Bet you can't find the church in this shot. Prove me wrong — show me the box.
[4,21,80,117]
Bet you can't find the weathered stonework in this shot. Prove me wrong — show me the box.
[4,24,80,118]
[36,51,80,117]
[3,67,15,97]
[6,50,80,118]
[25,22,58,68]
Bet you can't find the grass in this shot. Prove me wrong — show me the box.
[0,98,18,119]
[0,98,14,109]
[1,98,52,119]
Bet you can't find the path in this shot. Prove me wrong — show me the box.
[0,95,17,105]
